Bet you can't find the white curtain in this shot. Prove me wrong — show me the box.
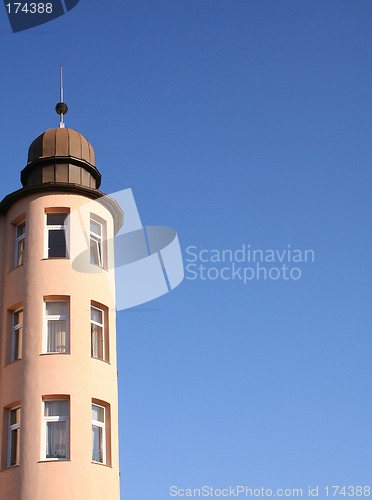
[45,401,68,459]
[46,302,68,353]
[92,425,103,462]
[92,405,104,462]
[46,302,68,316]
[91,324,98,357]
[46,422,67,459]
[45,401,68,417]
[91,324,103,358]
[47,320,67,353]
[92,405,104,422]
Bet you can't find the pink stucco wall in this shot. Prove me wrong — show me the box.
[0,191,121,499]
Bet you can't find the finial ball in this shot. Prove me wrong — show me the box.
[56,102,68,115]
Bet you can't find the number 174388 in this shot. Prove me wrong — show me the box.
[325,486,370,497]
[6,3,53,14]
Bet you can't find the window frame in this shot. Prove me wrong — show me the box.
[91,305,105,361]
[11,308,23,362]
[15,221,25,267]
[92,403,106,465]
[90,217,103,267]
[44,212,69,259]
[44,300,70,354]
[42,398,70,461]
[7,406,21,467]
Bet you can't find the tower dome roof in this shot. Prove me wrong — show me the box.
[21,127,101,189]
[28,128,95,166]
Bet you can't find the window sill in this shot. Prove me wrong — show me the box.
[92,461,112,468]
[4,358,22,367]
[0,464,20,473]
[8,264,25,275]
[41,258,70,261]
[40,352,70,356]
[90,262,108,272]
[38,459,71,463]
[91,356,111,365]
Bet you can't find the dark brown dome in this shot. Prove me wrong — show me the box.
[21,128,101,189]
[28,128,95,166]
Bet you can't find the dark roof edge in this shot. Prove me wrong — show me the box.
[0,183,123,235]
[21,156,102,189]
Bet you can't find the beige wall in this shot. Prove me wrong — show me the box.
[0,192,120,499]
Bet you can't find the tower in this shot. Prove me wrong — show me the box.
[0,96,123,498]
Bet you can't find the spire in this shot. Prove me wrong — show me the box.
[55,66,68,128]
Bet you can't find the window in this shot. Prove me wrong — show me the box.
[45,301,69,354]
[8,407,20,467]
[11,309,23,362]
[45,212,69,258]
[92,404,106,464]
[91,306,105,360]
[43,399,69,460]
[15,221,25,266]
[90,218,103,266]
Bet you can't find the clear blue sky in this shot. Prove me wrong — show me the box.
[1,1,371,498]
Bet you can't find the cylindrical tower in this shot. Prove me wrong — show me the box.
[0,125,123,499]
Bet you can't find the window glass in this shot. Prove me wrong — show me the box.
[8,407,20,467]
[91,306,105,360]
[92,427,104,463]
[46,302,68,316]
[92,405,104,422]
[16,223,25,239]
[90,217,103,267]
[14,309,23,325]
[44,400,69,417]
[90,220,101,236]
[47,214,67,226]
[46,212,68,258]
[11,309,23,362]
[10,408,20,426]
[45,301,69,354]
[48,230,66,258]
[44,400,69,460]
[15,221,25,266]
[92,404,105,464]
[91,307,102,324]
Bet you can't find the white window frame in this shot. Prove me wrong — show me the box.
[11,308,23,362]
[92,403,106,464]
[91,305,105,361]
[44,300,70,354]
[42,399,70,461]
[45,212,69,259]
[90,218,103,267]
[15,221,25,267]
[8,406,21,467]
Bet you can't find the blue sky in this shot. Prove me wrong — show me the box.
[1,1,372,498]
